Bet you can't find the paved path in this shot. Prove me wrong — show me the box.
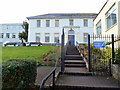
[35,66,54,85]
[56,75,120,88]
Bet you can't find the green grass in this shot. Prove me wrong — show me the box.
[1,46,56,62]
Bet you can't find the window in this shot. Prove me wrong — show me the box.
[46,20,50,27]
[54,33,59,42]
[83,33,88,42]
[83,19,88,27]
[6,33,10,38]
[106,4,117,29]
[0,33,3,38]
[55,20,59,27]
[12,33,16,38]
[37,20,41,27]
[96,21,102,35]
[69,19,74,26]
[45,33,50,42]
[36,33,40,42]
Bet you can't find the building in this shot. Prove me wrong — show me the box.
[0,23,24,46]
[94,0,120,35]
[27,13,97,45]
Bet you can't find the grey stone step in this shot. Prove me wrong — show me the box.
[65,64,86,67]
[65,55,83,60]
[65,60,85,64]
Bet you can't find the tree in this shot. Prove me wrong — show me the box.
[19,21,29,42]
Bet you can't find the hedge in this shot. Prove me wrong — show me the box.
[2,59,37,89]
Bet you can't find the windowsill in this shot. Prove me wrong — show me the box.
[105,23,117,32]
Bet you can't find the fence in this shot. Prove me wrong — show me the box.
[79,34,120,76]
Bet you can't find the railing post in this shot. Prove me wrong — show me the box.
[88,34,91,72]
[112,34,115,64]
[61,28,65,73]
[53,70,55,90]
[109,58,112,76]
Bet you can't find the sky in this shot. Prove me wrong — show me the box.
[0,0,107,24]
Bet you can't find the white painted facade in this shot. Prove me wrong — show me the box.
[94,0,120,35]
[0,24,24,46]
[27,13,97,45]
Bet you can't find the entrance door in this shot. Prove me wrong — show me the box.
[68,35,75,45]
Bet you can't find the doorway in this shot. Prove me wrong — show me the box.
[68,30,75,45]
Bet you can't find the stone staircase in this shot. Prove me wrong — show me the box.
[37,45,120,90]
[55,45,120,90]
[64,45,87,74]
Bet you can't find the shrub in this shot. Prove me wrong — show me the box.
[2,59,37,89]
[115,49,120,64]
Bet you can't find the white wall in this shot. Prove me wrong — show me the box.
[94,0,120,35]
[0,24,24,45]
[28,18,94,45]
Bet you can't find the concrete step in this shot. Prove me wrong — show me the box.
[65,64,86,67]
[64,67,93,76]
[54,85,120,90]
[65,55,83,60]
[56,75,120,90]
[65,60,85,64]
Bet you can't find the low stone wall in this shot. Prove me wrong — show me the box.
[112,64,120,80]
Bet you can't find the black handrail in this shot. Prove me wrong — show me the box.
[40,58,59,90]
[111,58,120,61]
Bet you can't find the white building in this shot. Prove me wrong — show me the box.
[94,0,120,35]
[0,23,24,46]
[27,13,97,45]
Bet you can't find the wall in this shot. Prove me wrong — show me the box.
[28,18,94,45]
[0,24,24,45]
[94,0,119,35]
[112,64,120,80]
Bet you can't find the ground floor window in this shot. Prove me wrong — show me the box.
[54,33,59,42]
[35,33,40,42]
[12,33,16,38]
[83,33,88,42]
[45,33,50,42]
[6,33,10,38]
[0,33,3,38]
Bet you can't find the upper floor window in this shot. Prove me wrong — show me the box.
[12,33,16,38]
[55,20,59,27]
[0,33,3,38]
[69,19,74,26]
[46,20,50,27]
[37,20,41,27]
[6,33,10,38]
[83,19,88,27]
[96,20,102,35]
[106,4,117,29]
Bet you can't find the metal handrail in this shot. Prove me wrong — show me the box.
[111,58,120,61]
[40,58,59,90]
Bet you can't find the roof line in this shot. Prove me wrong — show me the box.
[93,0,109,21]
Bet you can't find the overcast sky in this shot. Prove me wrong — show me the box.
[0,0,107,24]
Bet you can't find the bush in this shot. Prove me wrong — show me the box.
[2,59,37,89]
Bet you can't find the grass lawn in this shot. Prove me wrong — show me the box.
[1,46,56,62]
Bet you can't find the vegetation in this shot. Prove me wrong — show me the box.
[1,46,56,62]
[79,43,120,73]
[41,46,61,66]
[19,21,29,42]
[2,59,37,89]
